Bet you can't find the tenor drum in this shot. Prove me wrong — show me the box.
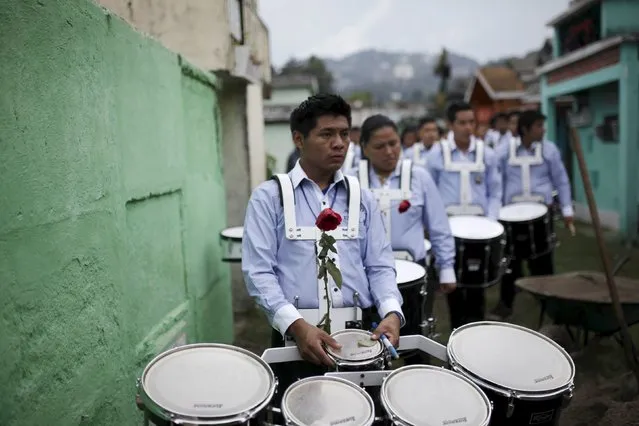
[448,322,575,426]
[395,259,427,336]
[325,329,386,371]
[220,226,243,262]
[137,343,276,425]
[380,365,492,426]
[499,202,555,261]
[449,216,506,288]
[281,376,375,426]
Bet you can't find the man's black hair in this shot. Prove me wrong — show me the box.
[401,125,417,142]
[446,101,474,123]
[360,114,397,147]
[417,116,437,129]
[518,110,546,137]
[289,93,352,137]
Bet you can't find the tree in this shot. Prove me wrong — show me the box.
[279,55,334,93]
[432,48,452,116]
[348,91,374,107]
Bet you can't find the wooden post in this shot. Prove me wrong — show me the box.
[569,126,639,387]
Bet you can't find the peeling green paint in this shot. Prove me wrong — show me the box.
[0,0,233,424]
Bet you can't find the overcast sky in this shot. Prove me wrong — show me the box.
[259,0,572,66]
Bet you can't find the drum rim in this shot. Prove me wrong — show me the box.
[449,216,505,240]
[281,375,376,426]
[220,226,243,241]
[138,343,276,422]
[395,259,426,285]
[379,365,492,426]
[326,329,384,364]
[447,321,576,398]
[499,202,549,223]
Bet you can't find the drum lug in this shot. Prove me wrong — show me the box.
[506,391,517,418]
[562,385,574,408]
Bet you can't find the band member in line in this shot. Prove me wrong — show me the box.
[341,125,362,174]
[489,110,574,320]
[484,112,511,148]
[508,111,521,137]
[401,125,418,151]
[404,116,441,166]
[242,94,404,398]
[351,114,457,363]
[426,102,502,328]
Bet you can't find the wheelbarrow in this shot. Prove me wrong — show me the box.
[515,257,639,349]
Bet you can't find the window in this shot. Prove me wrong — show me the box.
[228,0,244,43]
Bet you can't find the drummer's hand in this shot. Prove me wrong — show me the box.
[438,282,457,294]
[288,319,341,366]
[372,313,401,347]
[563,216,576,236]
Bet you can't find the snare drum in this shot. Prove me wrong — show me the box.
[220,226,243,262]
[137,343,276,425]
[281,376,375,426]
[449,216,506,288]
[380,365,492,426]
[395,259,427,336]
[499,202,555,261]
[448,322,575,426]
[326,329,386,371]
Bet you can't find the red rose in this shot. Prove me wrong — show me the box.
[398,200,411,213]
[316,208,343,232]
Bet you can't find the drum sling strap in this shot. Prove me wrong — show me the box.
[442,137,486,216]
[272,174,362,345]
[358,159,412,243]
[508,137,545,203]
[412,144,427,166]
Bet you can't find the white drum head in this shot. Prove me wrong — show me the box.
[394,259,426,285]
[141,344,275,419]
[221,226,243,240]
[499,202,548,222]
[282,376,375,426]
[381,366,491,426]
[449,216,504,240]
[448,322,575,394]
[424,239,432,252]
[326,329,383,362]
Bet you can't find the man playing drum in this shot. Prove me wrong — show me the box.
[403,116,441,167]
[426,102,502,329]
[489,110,574,320]
[350,114,457,363]
[241,94,404,399]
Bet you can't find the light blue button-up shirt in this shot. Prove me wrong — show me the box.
[241,162,404,335]
[426,139,503,220]
[485,130,512,148]
[403,142,437,166]
[496,140,574,216]
[349,161,456,283]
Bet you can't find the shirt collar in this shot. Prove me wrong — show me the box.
[446,131,477,153]
[289,160,345,189]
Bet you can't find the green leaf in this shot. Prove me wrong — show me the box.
[326,259,343,289]
[316,313,328,328]
[328,243,337,253]
[317,263,327,280]
[319,245,329,259]
[325,235,336,246]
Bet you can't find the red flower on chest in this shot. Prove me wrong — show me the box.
[398,200,411,213]
[316,208,343,231]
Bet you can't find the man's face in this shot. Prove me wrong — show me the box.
[450,109,475,143]
[363,126,402,175]
[509,115,519,136]
[349,129,361,145]
[495,117,509,134]
[526,119,546,142]
[402,130,417,148]
[294,115,349,173]
[476,123,488,139]
[420,122,440,146]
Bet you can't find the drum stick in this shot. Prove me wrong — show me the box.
[570,126,639,388]
[568,223,576,236]
[372,322,400,359]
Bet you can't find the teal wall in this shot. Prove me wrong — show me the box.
[265,87,313,106]
[572,83,620,212]
[0,0,233,424]
[265,123,295,173]
[602,0,639,37]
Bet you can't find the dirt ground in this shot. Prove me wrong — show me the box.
[233,223,639,425]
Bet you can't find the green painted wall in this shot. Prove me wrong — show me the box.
[602,0,639,37]
[265,124,295,173]
[0,0,232,424]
